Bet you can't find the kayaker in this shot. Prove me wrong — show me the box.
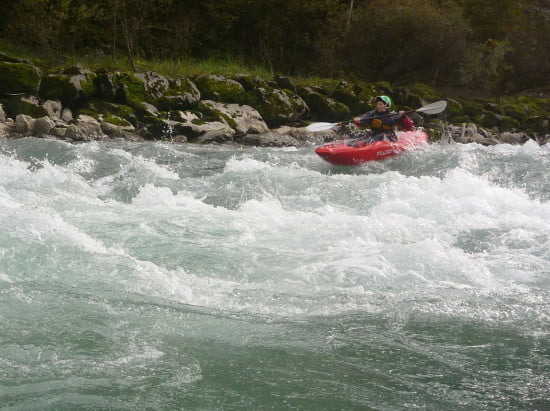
[353,95,413,142]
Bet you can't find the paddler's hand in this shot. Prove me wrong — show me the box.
[398,110,405,117]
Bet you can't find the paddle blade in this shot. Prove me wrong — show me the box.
[416,100,447,115]
[306,122,338,132]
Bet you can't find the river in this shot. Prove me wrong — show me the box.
[1,137,549,409]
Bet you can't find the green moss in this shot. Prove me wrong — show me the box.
[82,100,137,126]
[461,99,486,117]
[104,114,131,127]
[445,99,463,118]
[497,115,520,131]
[194,75,246,103]
[115,72,149,106]
[220,113,237,129]
[38,73,97,107]
[232,74,269,91]
[2,95,47,118]
[78,109,101,120]
[450,115,471,124]
[39,75,79,105]
[473,112,497,128]
[0,61,41,95]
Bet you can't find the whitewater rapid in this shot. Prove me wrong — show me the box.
[1,137,549,409]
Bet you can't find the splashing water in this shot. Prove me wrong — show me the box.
[1,137,549,409]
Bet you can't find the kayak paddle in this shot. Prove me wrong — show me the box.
[306,100,448,132]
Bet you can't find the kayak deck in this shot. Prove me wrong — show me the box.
[315,129,428,165]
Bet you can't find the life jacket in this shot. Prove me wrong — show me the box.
[356,110,414,133]
[399,115,414,131]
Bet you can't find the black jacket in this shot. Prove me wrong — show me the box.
[358,109,402,135]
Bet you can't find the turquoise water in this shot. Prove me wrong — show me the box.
[1,137,549,410]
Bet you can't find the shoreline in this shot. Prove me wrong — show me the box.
[0,55,549,147]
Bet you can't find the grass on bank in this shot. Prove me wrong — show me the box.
[0,39,335,89]
[0,39,278,78]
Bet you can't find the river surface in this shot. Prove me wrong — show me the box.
[1,137,549,410]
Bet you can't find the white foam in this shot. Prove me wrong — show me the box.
[224,157,273,172]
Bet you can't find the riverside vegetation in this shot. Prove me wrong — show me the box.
[0,52,549,147]
[1,0,549,146]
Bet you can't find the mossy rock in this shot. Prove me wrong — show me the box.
[156,77,201,111]
[0,61,41,96]
[2,95,48,118]
[354,83,382,113]
[473,112,498,129]
[523,115,549,133]
[296,86,349,122]
[461,99,486,118]
[114,71,150,106]
[81,100,138,126]
[450,115,471,124]
[196,101,223,122]
[244,87,309,127]
[39,72,97,107]
[394,83,442,109]
[331,81,359,112]
[103,114,132,127]
[496,115,520,131]
[194,74,246,103]
[77,108,101,120]
[374,82,393,95]
[500,96,550,119]
[232,74,269,91]
[444,99,463,119]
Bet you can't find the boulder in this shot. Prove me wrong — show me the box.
[42,100,62,119]
[243,86,309,127]
[3,95,48,119]
[61,108,73,123]
[0,61,41,95]
[194,74,246,103]
[15,114,34,135]
[200,100,269,135]
[297,86,349,122]
[100,114,136,138]
[39,67,96,107]
[275,75,296,92]
[134,71,170,99]
[173,120,235,144]
[156,77,201,110]
[330,81,361,112]
[94,71,117,101]
[32,116,55,136]
[233,74,270,91]
[0,122,12,138]
[64,115,105,141]
[499,131,529,145]
[238,131,299,147]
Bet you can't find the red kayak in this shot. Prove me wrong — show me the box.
[315,129,429,166]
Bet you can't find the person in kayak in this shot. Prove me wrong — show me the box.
[353,95,413,142]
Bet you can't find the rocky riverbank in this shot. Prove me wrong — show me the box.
[1,53,549,146]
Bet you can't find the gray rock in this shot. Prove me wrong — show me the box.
[61,108,73,123]
[64,115,105,141]
[500,131,529,145]
[15,114,34,135]
[0,122,12,138]
[174,120,235,144]
[32,116,55,136]
[42,100,62,119]
[239,131,299,147]
[201,100,269,135]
